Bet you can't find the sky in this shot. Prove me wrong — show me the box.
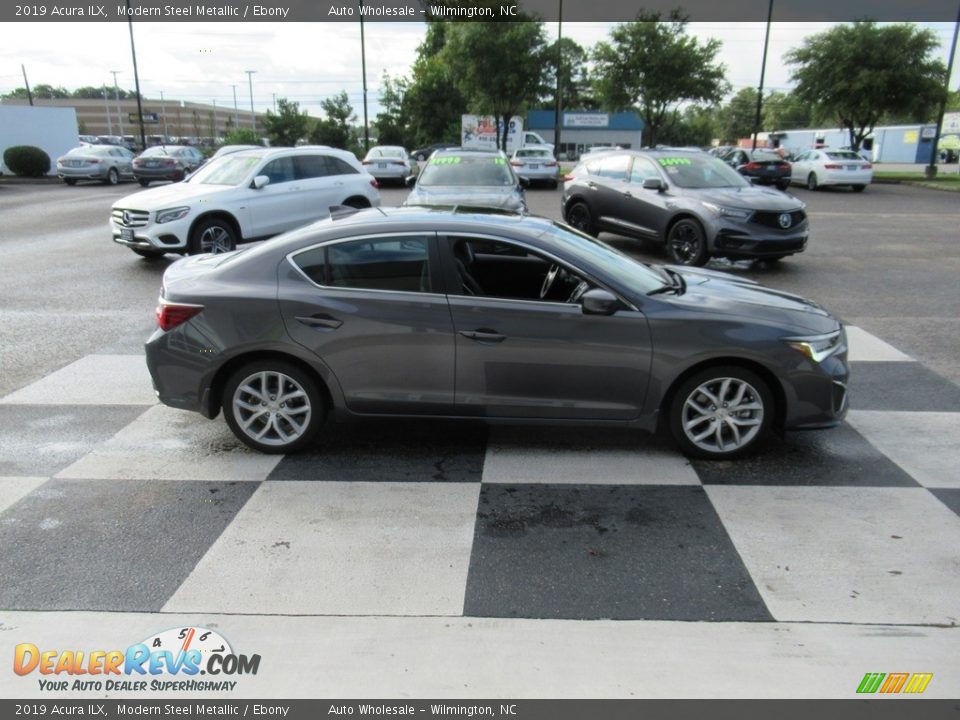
[2,21,958,120]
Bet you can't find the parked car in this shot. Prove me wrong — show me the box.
[404,148,527,212]
[509,147,559,188]
[111,146,381,259]
[78,135,100,145]
[96,135,125,147]
[561,149,808,266]
[362,145,415,185]
[720,148,792,190]
[410,142,458,162]
[132,145,206,186]
[146,207,848,459]
[708,145,736,158]
[789,149,873,192]
[56,145,135,186]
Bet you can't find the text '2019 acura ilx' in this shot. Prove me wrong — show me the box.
[146,207,848,460]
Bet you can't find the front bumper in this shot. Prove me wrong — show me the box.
[111,213,191,252]
[708,213,809,260]
[782,338,850,430]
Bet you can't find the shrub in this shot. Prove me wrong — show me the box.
[3,145,51,177]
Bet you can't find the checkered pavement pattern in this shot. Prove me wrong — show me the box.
[1,326,959,625]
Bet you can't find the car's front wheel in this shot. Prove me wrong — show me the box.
[189,217,237,255]
[223,361,326,454]
[105,167,119,185]
[806,173,819,191]
[668,366,773,460]
[666,218,709,266]
[565,201,598,237]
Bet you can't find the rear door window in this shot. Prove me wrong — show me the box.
[292,236,433,293]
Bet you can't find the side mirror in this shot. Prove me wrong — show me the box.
[642,177,663,191]
[581,288,621,316]
[252,175,270,189]
[404,175,417,187]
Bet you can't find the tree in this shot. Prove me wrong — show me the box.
[719,87,758,143]
[785,22,947,151]
[762,90,813,131]
[310,91,357,151]
[221,128,261,146]
[592,10,729,147]
[539,37,598,111]
[659,104,720,147]
[374,73,409,147]
[442,20,549,151]
[264,97,310,147]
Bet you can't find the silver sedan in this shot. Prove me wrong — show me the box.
[56,145,135,186]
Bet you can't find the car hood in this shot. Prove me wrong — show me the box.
[663,265,837,333]
[112,181,233,210]
[406,186,525,210]
[691,185,802,210]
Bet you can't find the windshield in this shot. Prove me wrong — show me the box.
[418,155,515,187]
[140,146,173,157]
[658,155,749,189]
[185,155,260,185]
[541,223,666,295]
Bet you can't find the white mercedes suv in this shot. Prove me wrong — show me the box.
[111,146,381,258]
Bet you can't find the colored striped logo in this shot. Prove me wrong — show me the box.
[857,672,933,694]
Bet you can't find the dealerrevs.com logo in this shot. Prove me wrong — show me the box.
[13,626,260,692]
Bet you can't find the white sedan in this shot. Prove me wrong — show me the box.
[362,145,415,186]
[509,147,559,188]
[790,149,873,192]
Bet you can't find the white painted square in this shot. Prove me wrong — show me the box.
[55,405,281,481]
[0,477,48,514]
[163,481,481,615]
[0,355,156,405]
[847,410,960,489]
[844,326,914,362]
[482,427,700,485]
[706,486,960,625]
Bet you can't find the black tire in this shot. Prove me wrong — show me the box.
[189,217,237,255]
[222,360,326,454]
[668,365,773,460]
[138,179,150,187]
[344,197,370,209]
[666,218,710,267]
[63,179,77,186]
[549,179,559,190]
[565,201,598,237]
[132,248,165,260]
[806,173,819,191]
[105,167,119,185]
[851,184,866,193]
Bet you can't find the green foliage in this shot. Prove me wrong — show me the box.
[540,37,598,111]
[264,98,311,147]
[442,20,549,150]
[659,104,720,147]
[373,74,410,147]
[3,145,51,177]
[761,91,812,131]
[221,128,261,146]
[310,91,358,152]
[719,87,759,143]
[593,10,729,147]
[785,21,947,150]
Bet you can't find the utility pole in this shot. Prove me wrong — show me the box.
[245,70,257,134]
[232,84,239,129]
[360,2,369,152]
[212,98,218,139]
[125,0,147,152]
[103,86,112,135]
[553,0,563,159]
[751,0,774,151]
[160,90,168,139]
[925,3,960,178]
[110,70,124,136]
[21,64,34,106]
[272,93,276,113]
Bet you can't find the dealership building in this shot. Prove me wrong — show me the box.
[527,110,645,160]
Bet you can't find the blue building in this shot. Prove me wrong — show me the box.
[527,110,644,160]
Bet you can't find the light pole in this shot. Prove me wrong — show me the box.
[110,70,123,136]
[925,4,960,178]
[245,70,257,134]
[125,0,147,152]
[751,0,774,151]
[360,3,369,152]
[553,0,563,159]
[160,90,168,139]
[232,84,240,130]
[103,85,112,135]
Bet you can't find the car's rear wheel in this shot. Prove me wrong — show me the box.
[666,218,709,266]
[806,173,819,191]
[131,248,165,260]
[566,202,597,237]
[669,366,773,460]
[138,179,150,187]
[851,184,866,193]
[189,217,237,255]
[63,179,77,186]
[223,361,326,454]
[105,167,119,185]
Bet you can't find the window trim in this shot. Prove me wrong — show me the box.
[286,231,443,298]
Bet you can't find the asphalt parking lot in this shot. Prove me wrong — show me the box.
[0,179,958,698]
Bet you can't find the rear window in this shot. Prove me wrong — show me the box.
[366,147,404,159]
[751,151,782,161]
[826,151,863,160]
[418,155,514,187]
[140,146,172,157]
[516,149,551,159]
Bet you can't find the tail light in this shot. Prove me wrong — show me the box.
[743,162,762,171]
[562,173,575,182]
[823,164,842,169]
[163,159,177,167]
[361,160,371,165]
[863,163,872,169]
[88,159,100,164]
[369,178,379,188]
[155,301,203,331]
[510,160,523,166]
[778,163,791,170]
[545,161,558,167]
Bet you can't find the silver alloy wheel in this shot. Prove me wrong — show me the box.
[199,225,234,254]
[231,371,312,448]
[680,376,764,454]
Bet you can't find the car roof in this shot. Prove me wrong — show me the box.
[227,145,356,162]
[432,147,506,157]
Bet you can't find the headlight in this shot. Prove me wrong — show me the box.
[155,207,191,224]
[782,330,844,363]
[701,202,751,220]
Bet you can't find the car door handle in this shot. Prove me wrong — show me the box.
[459,329,506,343]
[296,314,342,330]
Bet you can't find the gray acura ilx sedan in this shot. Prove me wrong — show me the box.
[146,207,848,459]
